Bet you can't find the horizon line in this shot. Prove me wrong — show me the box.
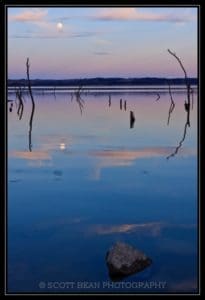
[8,76,198,80]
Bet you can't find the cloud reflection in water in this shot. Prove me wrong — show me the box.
[89,147,196,180]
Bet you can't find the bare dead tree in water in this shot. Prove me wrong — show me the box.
[167,49,192,159]
[168,49,191,126]
[26,58,35,152]
[124,100,127,111]
[167,84,175,125]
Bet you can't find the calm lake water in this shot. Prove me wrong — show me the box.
[7,86,198,293]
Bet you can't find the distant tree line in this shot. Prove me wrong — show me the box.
[8,77,198,87]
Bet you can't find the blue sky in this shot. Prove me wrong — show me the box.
[7,7,198,79]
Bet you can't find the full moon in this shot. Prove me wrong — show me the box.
[57,22,63,31]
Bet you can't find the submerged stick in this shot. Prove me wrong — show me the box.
[155,93,160,101]
[120,99,122,110]
[130,111,135,129]
[109,94,111,107]
[124,100,127,111]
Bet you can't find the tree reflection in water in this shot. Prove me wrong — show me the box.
[167,106,191,160]
[166,49,194,160]
[26,58,36,152]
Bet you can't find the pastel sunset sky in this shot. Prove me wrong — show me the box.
[8,6,198,79]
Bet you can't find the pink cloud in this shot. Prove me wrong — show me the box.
[94,8,193,23]
[9,9,47,22]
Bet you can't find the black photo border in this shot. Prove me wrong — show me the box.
[1,0,203,296]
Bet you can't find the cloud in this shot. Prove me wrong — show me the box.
[8,9,61,35]
[92,8,193,23]
[9,31,99,39]
[9,9,48,22]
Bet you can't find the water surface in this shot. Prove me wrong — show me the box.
[8,87,198,293]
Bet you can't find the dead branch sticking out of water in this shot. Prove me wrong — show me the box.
[167,84,175,125]
[9,102,14,112]
[26,58,35,152]
[155,93,160,101]
[120,99,122,110]
[109,94,111,107]
[16,87,24,120]
[74,85,85,115]
[124,100,127,111]
[130,111,135,129]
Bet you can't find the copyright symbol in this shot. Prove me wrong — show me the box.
[39,281,46,289]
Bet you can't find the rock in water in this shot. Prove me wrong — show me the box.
[106,242,152,279]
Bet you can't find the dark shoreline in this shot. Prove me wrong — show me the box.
[8,77,198,87]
